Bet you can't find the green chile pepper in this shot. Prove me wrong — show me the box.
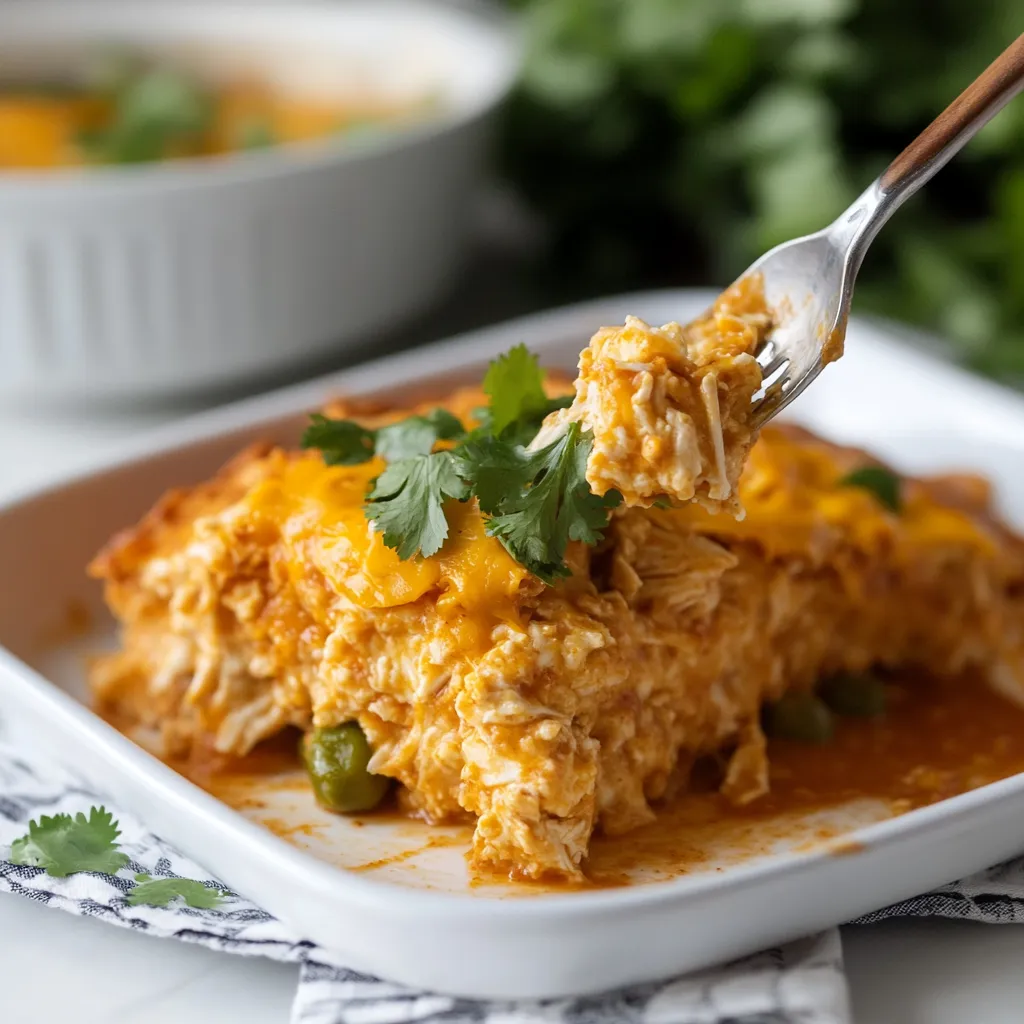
[819,672,887,717]
[302,722,391,813]
[763,692,834,743]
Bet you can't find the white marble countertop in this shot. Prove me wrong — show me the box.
[4,396,1024,1023]
[4,884,1024,1023]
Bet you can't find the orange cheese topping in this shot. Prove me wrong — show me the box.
[0,95,107,169]
[244,426,997,635]
[244,453,531,626]
[670,425,998,563]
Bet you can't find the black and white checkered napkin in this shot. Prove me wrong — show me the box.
[2,742,1022,1024]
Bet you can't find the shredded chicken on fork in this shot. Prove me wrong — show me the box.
[533,276,771,515]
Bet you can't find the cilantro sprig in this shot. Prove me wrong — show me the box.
[366,452,470,559]
[462,425,620,583]
[302,408,465,465]
[10,808,129,878]
[303,346,616,581]
[6,806,228,909]
[480,344,573,444]
[128,873,228,909]
[839,465,902,513]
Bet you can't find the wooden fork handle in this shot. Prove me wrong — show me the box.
[880,32,1024,195]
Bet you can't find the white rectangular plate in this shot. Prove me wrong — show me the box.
[3,288,1024,999]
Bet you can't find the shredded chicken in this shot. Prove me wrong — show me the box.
[533,276,770,515]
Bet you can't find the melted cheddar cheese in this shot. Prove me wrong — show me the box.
[672,426,998,564]
[245,453,530,628]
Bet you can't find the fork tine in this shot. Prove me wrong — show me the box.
[750,362,795,421]
[754,374,786,401]
[757,351,790,378]
[751,385,788,427]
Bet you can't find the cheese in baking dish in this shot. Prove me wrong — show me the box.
[88,296,1024,881]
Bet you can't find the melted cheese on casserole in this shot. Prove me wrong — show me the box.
[245,454,530,622]
[245,427,997,642]
[678,428,999,562]
[232,431,998,623]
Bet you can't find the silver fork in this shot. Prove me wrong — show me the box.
[747,32,1024,427]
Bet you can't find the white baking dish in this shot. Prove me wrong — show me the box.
[3,289,1024,999]
[0,0,519,402]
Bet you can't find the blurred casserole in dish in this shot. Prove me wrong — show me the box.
[0,0,519,401]
[0,49,428,170]
[88,281,1024,882]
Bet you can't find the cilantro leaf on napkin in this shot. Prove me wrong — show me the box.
[128,873,228,909]
[9,807,130,878]
[7,806,232,907]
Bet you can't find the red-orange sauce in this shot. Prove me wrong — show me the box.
[166,673,1024,886]
[349,834,468,874]
[581,672,1024,886]
[763,672,1024,812]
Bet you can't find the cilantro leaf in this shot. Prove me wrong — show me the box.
[484,344,550,435]
[839,465,902,513]
[365,452,470,559]
[128,873,227,909]
[454,435,537,515]
[481,344,573,445]
[78,66,212,165]
[482,423,618,583]
[303,408,465,466]
[302,414,377,465]
[375,409,465,461]
[9,807,130,878]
